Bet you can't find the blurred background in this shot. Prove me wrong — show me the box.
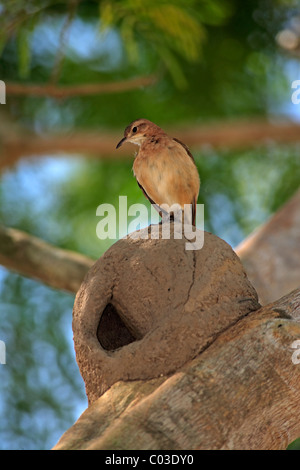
[0,0,300,450]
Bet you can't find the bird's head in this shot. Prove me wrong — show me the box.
[116,119,163,149]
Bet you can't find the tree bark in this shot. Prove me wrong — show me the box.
[53,287,300,450]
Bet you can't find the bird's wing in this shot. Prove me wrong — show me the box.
[173,138,198,226]
[136,181,169,216]
[172,138,197,164]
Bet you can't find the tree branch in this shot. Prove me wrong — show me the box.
[0,225,94,293]
[172,118,300,149]
[2,119,300,170]
[5,75,157,98]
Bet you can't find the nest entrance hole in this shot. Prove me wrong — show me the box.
[97,303,136,351]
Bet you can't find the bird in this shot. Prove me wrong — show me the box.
[116,118,200,226]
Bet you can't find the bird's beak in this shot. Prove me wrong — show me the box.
[116,136,127,149]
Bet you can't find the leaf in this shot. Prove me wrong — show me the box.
[99,0,118,30]
[120,17,139,63]
[16,12,39,79]
[17,26,31,79]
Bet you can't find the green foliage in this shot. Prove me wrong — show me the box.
[287,437,300,450]
[0,0,231,87]
[100,0,209,88]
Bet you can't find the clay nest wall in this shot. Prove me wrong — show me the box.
[72,225,260,403]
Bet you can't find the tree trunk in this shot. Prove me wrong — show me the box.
[236,188,300,305]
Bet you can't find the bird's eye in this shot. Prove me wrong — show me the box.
[132,126,137,133]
